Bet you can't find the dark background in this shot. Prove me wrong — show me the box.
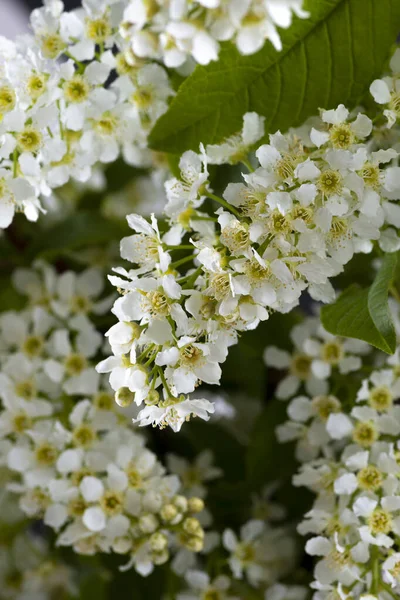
[25,0,81,8]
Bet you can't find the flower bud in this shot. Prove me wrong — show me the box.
[149,532,168,552]
[182,535,204,552]
[187,497,204,513]
[145,390,159,406]
[139,513,158,534]
[182,517,203,536]
[173,495,188,513]
[160,503,178,522]
[152,549,169,565]
[115,387,135,408]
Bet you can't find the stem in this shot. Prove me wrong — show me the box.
[370,546,380,594]
[191,216,218,222]
[137,346,152,363]
[257,234,273,257]
[144,349,158,367]
[241,158,254,172]
[390,284,400,303]
[158,367,173,397]
[64,51,86,73]
[381,582,398,599]
[166,245,194,250]
[207,193,241,218]
[170,254,196,269]
[13,148,18,177]
[182,265,203,290]
[57,100,64,140]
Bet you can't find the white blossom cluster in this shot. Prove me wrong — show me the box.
[273,315,400,599]
[176,517,303,600]
[0,0,309,230]
[0,531,78,600]
[168,449,303,599]
[265,315,372,402]
[0,0,174,228]
[0,261,207,576]
[370,48,400,129]
[121,0,309,66]
[100,105,400,430]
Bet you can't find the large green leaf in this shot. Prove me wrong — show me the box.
[321,253,398,354]
[149,0,400,154]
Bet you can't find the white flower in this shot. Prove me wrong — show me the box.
[177,570,235,600]
[165,148,209,220]
[133,397,215,432]
[161,337,223,395]
[206,112,265,165]
[167,450,222,498]
[120,213,170,273]
[383,552,400,588]
[44,323,102,395]
[223,520,266,584]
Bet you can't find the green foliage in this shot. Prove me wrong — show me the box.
[222,312,301,398]
[78,570,108,600]
[246,399,290,488]
[321,252,398,354]
[246,399,312,519]
[28,212,129,259]
[149,0,400,154]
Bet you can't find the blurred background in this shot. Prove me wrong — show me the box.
[0,0,80,38]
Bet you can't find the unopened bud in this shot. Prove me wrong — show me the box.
[182,535,204,552]
[139,513,158,534]
[182,517,203,536]
[152,549,169,565]
[160,503,178,522]
[173,495,188,513]
[115,387,135,407]
[149,532,168,552]
[187,497,204,513]
[145,389,159,406]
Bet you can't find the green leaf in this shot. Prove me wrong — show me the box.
[321,252,398,354]
[149,0,400,154]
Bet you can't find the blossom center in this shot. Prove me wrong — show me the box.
[12,412,32,433]
[41,34,65,58]
[27,74,47,100]
[357,465,383,491]
[312,395,341,421]
[352,421,378,447]
[321,341,343,364]
[329,124,355,149]
[86,17,111,43]
[291,354,312,379]
[15,379,36,401]
[72,424,97,448]
[100,490,124,516]
[368,508,392,535]
[63,76,90,104]
[369,385,393,411]
[17,127,43,153]
[35,442,58,466]
[318,170,343,196]
[64,353,87,376]
[0,85,16,113]
[23,335,44,357]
